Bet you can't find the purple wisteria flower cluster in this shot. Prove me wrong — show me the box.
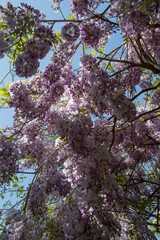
[80,20,103,48]
[49,0,64,13]
[14,25,55,78]
[0,2,45,30]
[0,2,48,76]
[0,30,12,59]
[61,22,80,42]
[61,18,113,48]
[0,133,19,184]
[109,0,159,36]
[0,0,160,239]
[0,2,17,30]
[70,0,105,19]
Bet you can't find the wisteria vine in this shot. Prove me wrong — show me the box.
[0,0,160,239]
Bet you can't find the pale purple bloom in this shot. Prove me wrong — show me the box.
[14,52,39,78]
[61,22,80,42]
[49,0,64,12]
[0,30,12,59]
[80,20,103,48]
[25,37,51,59]
[151,91,160,105]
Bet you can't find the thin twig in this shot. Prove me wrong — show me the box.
[109,116,117,152]
[130,81,160,101]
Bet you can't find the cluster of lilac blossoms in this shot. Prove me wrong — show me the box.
[0,2,49,77]
[109,0,159,36]
[0,2,45,30]
[0,133,19,184]
[49,0,64,12]
[0,30,12,59]
[61,23,80,42]
[70,0,105,19]
[61,19,114,49]
[14,25,55,78]
[0,0,160,240]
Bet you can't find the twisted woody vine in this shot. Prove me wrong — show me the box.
[0,0,160,239]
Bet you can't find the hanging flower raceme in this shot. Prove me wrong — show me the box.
[0,2,17,29]
[25,37,51,59]
[80,54,98,71]
[14,53,40,78]
[54,112,93,152]
[19,3,45,25]
[9,80,37,119]
[0,2,45,30]
[14,25,54,78]
[0,0,160,239]
[142,28,160,64]
[108,88,136,121]
[70,0,89,18]
[151,91,160,106]
[80,19,108,48]
[119,10,150,36]
[0,30,12,59]
[34,25,54,44]
[61,22,80,42]
[0,133,19,185]
[109,0,159,36]
[49,0,64,12]
[70,0,105,19]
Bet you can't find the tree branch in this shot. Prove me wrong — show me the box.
[130,81,160,101]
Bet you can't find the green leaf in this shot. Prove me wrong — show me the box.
[14,176,18,181]
[0,99,10,106]
[5,81,10,91]
[0,88,10,98]
[90,50,96,56]
[17,19,24,26]
[55,30,62,38]
[67,13,75,20]
[28,20,35,33]
[83,45,89,50]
